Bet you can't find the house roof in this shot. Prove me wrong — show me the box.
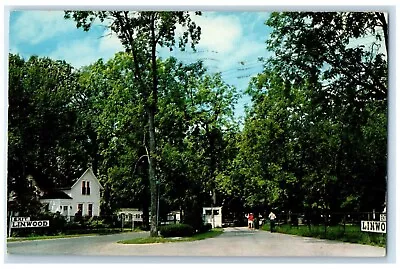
[40,191,72,200]
[54,167,103,191]
[70,167,104,190]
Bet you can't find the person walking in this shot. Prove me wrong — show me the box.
[268,211,276,232]
[247,213,254,229]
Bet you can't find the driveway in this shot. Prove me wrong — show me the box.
[6,227,385,259]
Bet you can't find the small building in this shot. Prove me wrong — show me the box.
[203,206,222,228]
[117,208,181,225]
[40,168,103,220]
[117,208,145,222]
[164,210,181,224]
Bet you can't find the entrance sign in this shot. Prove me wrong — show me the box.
[9,215,50,235]
[11,220,50,228]
[361,221,386,233]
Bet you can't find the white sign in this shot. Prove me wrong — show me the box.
[361,221,386,233]
[380,214,386,222]
[11,220,50,228]
[12,217,30,222]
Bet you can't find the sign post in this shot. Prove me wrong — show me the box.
[8,211,13,237]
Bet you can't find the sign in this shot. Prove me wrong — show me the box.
[11,216,49,229]
[12,217,30,222]
[380,214,386,222]
[361,221,386,233]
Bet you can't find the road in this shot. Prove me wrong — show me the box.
[6,227,385,258]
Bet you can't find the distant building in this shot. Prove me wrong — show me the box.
[203,206,222,228]
[39,168,103,220]
[117,208,145,222]
[164,210,181,224]
[117,208,182,225]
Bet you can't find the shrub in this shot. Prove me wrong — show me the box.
[199,223,212,233]
[159,223,194,237]
[86,217,107,229]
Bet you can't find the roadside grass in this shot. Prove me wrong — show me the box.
[7,228,141,242]
[261,223,386,248]
[118,228,223,244]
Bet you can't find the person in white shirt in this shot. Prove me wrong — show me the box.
[268,211,276,232]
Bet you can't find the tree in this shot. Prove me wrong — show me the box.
[65,11,202,236]
[155,57,240,229]
[76,53,149,221]
[265,12,387,212]
[8,54,89,214]
[182,72,240,228]
[235,12,388,218]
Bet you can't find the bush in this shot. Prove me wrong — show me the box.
[159,223,194,237]
[199,223,212,233]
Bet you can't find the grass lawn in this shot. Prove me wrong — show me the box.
[118,228,223,244]
[7,228,141,242]
[7,234,99,242]
[261,223,386,248]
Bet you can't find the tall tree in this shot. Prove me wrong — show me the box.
[265,12,388,212]
[235,12,388,217]
[65,11,202,236]
[8,54,88,214]
[155,57,240,228]
[76,53,149,220]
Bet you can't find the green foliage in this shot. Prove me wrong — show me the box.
[8,54,90,214]
[8,11,387,237]
[231,11,387,216]
[159,223,194,237]
[261,224,386,247]
[199,223,212,233]
[65,11,203,237]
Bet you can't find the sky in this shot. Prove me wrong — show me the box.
[8,10,273,121]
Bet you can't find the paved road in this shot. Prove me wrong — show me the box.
[7,227,385,257]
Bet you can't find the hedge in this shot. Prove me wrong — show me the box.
[159,223,194,237]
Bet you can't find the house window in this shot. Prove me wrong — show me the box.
[62,205,68,216]
[81,181,86,195]
[77,203,83,216]
[88,204,93,217]
[86,181,90,195]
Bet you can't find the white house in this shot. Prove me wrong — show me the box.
[118,208,145,222]
[40,168,103,220]
[117,208,181,224]
[203,206,222,228]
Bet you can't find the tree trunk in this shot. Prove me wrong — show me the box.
[141,180,150,230]
[148,108,158,237]
[148,14,159,238]
[375,12,388,54]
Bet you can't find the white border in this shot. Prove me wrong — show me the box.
[1,0,399,267]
